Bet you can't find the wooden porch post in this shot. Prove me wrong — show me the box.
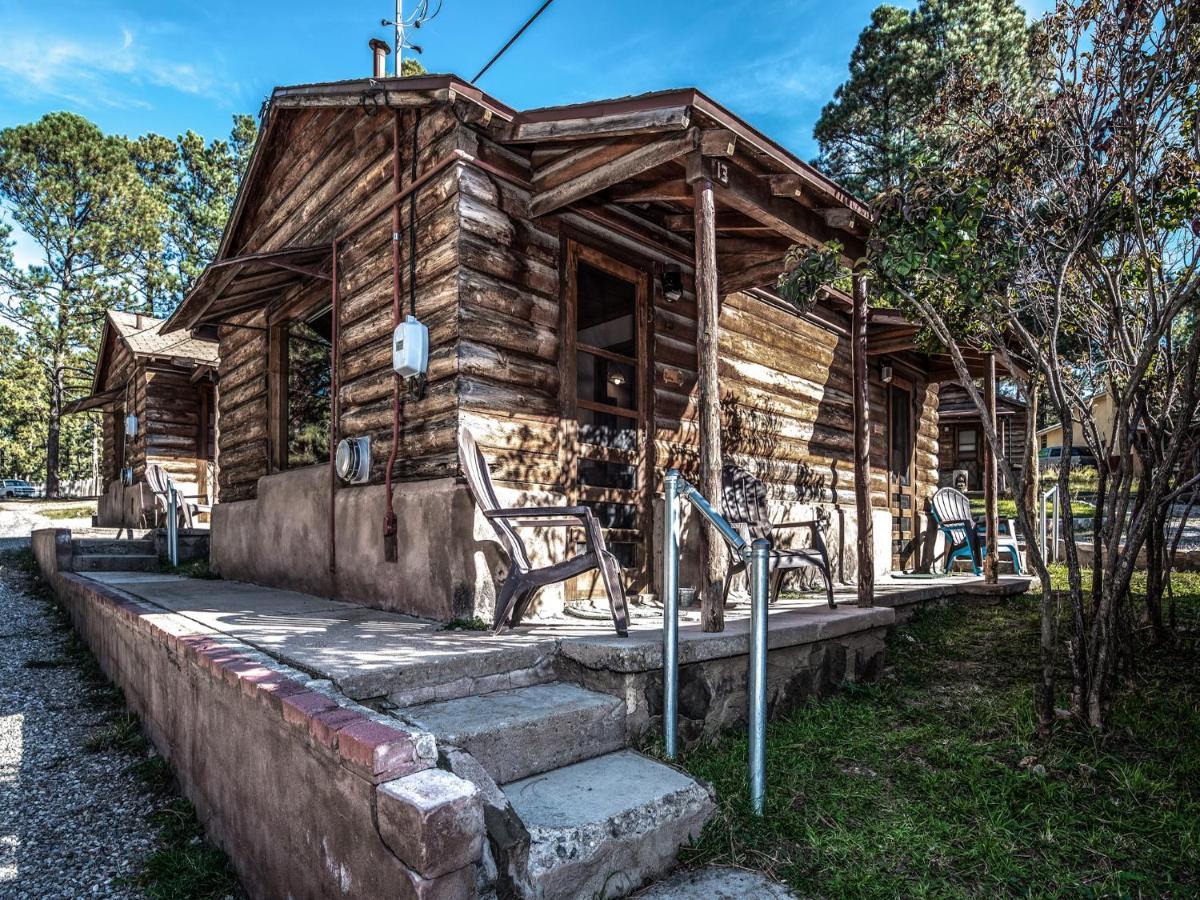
[852,274,874,607]
[983,352,999,583]
[694,176,725,632]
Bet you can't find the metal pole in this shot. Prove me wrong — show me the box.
[168,484,178,567]
[662,470,681,760]
[395,0,403,76]
[748,538,770,816]
[1052,489,1060,563]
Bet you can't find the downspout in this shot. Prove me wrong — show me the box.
[322,145,540,575]
[383,110,404,560]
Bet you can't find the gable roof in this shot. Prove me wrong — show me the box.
[163,73,874,335]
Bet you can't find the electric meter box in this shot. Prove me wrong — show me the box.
[392,315,429,379]
[125,414,138,437]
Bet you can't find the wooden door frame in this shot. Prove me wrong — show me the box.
[560,236,655,596]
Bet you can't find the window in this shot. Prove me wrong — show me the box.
[889,385,912,487]
[271,307,332,470]
[1040,434,1048,450]
[956,427,978,460]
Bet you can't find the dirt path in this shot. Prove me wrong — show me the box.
[0,555,160,898]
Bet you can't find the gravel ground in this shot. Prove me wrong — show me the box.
[0,556,161,898]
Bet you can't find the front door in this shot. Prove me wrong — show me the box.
[562,241,651,600]
[888,379,915,570]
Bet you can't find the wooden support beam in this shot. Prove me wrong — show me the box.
[507,105,692,143]
[700,129,737,157]
[852,274,874,607]
[765,174,805,198]
[694,176,725,633]
[529,129,700,217]
[719,258,786,294]
[684,153,866,262]
[610,178,693,204]
[662,211,775,233]
[983,352,999,584]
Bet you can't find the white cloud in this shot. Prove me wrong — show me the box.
[0,22,233,110]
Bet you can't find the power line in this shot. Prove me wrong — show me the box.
[472,0,557,84]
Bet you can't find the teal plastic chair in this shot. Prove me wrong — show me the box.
[931,487,1023,575]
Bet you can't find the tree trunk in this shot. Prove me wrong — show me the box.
[46,364,63,499]
[693,177,725,633]
[983,353,999,583]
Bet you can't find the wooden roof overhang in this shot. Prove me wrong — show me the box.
[494,88,870,300]
[865,309,1026,383]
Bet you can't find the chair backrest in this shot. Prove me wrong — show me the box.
[721,463,772,544]
[145,464,194,529]
[457,428,532,572]
[932,486,974,543]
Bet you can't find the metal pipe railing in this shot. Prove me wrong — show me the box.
[1040,485,1061,563]
[661,468,769,816]
[167,484,179,567]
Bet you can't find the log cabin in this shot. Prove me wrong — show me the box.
[938,383,1029,492]
[67,310,218,527]
[162,70,1010,624]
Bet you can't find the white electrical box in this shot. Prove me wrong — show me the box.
[392,315,429,379]
[335,436,371,484]
[125,414,138,437]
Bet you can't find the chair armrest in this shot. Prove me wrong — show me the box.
[775,519,823,530]
[483,507,594,528]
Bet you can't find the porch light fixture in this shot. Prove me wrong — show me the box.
[881,362,894,384]
[608,371,627,387]
[660,265,683,302]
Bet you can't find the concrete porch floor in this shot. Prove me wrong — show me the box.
[79,571,1031,703]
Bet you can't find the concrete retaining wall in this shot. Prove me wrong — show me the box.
[32,529,486,900]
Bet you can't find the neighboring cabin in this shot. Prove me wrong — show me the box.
[938,383,1029,491]
[67,311,218,527]
[163,72,1008,623]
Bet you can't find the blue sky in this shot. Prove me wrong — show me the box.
[0,0,1047,266]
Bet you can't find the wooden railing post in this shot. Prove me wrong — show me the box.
[693,175,725,632]
[852,274,874,607]
[983,352,999,583]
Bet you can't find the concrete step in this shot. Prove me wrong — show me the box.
[72,553,160,572]
[72,538,157,556]
[501,750,715,900]
[398,683,625,784]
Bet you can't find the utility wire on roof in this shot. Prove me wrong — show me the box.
[471,0,557,84]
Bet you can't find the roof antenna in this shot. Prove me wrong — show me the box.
[381,0,442,77]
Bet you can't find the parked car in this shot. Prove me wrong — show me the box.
[1038,446,1098,469]
[2,478,36,498]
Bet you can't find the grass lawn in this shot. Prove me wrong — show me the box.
[971,497,1095,519]
[41,503,97,520]
[670,569,1199,897]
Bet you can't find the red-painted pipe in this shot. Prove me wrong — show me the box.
[384,110,403,543]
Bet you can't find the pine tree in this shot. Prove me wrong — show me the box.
[814,0,1031,198]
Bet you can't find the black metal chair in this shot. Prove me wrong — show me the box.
[458,428,629,636]
[720,463,835,608]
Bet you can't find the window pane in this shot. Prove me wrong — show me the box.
[287,310,332,469]
[577,261,636,355]
[578,458,637,490]
[576,351,637,411]
[890,387,912,485]
[577,407,637,451]
[957,428,977,456]
[582,501,638,531]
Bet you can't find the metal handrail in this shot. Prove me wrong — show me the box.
[662,469,770,816]
[167,484,179,567]
[1039,485,1061,563]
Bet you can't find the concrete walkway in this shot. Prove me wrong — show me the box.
[82,571,1029,702]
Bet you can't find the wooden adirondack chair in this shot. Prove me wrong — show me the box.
[144,464,211,530]
[720,463,836,608]
[931,486,1023,575]
[458,428,629,636]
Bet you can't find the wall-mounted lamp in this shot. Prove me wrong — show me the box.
[660,264,683,302]
[608,371,627,387]
[881,362,894,384]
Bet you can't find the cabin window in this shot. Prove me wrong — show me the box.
[889,385,912,487]
[1040,434,1048,450]
[957,427,978,460]
[271,306,332,470]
